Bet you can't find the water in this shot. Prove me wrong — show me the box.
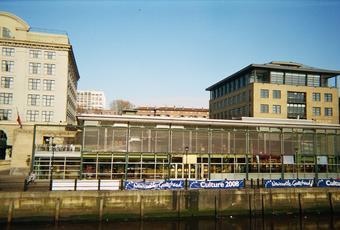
[2,214,339,230]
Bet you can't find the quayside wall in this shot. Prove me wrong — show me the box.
[0,188,340,223]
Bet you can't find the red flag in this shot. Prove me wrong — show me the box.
[16,110,22,128]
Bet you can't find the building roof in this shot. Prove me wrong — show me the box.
[137,106,209,112]
[206,61,340,91]
[77,114,340,130]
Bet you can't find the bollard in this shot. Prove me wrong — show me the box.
[243,179,246,189]
[250,178,253,188]
[7,200,13,223]
[121,179,124,190]
[74,178,77,191]
[257,178,260,189]
[261,178,264,188]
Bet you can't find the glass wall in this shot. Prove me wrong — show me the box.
[34,124,340,180]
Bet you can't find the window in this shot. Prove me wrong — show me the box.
[29,63,41,74]
[325,108,333,116]
[324,93,332,102]
[42,111,53,122]
[2,27,12,38]
[0,93,13,104]
[2,47,14,56]
[287,104,306,119]
[260,89,269,98]
[312,93,320,101]
[285,73,306,86]
[260,104,269,113]
[44,64,56,75]
[29,50,42,59]
[28,79,40,90]
[0,109,12,120]
[26,110,39,122]
[43,79,55,91]
[270,71,284,84]
[2,60,14,72]
[42,95,54,106]
[27,94,40,106]
[44,51,56,60]
[273,105,281,114]
[273,90,281,99]
[313,107,321,116]
[1,77,13,88]
[287,92,306,104]
[307,74,320,87]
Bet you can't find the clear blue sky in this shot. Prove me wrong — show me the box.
[1,0,340,108]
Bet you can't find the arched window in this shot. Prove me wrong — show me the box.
[2,27,12,38]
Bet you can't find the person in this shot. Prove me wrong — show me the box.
[25,171,36,185]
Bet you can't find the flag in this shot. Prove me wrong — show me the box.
[16,109,22,128]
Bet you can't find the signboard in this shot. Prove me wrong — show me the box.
[124,180,184,190]
[52,179,75,191]
[317,156,328,165]
[76,180,99,190]
[317,179,340,187]
[283,155,294,164]
[189,180,244,189]
[100,180,120,190]
[264,179,314,188]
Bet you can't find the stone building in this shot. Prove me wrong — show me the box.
[0,12,80,174]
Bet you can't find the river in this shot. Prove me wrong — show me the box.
[1,214,339,230]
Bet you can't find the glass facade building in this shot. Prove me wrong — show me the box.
[32,115,340,181]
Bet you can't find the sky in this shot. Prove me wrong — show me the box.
[1,0,340,108]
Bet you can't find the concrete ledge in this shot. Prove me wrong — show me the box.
[0,188,339,223]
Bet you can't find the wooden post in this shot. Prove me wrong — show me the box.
[55,198,60,223]
[140,195,144,220]
[328,192,334,214]
[7,200,13,223]
[99,197,104,221]
[177,192,181,219]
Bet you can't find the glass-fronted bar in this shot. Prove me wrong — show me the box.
[32,117,340,180]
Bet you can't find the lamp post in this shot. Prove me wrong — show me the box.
[295,147,299,179]
[184,146,189,179]
[49,137,56,191]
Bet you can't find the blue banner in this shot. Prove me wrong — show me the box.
[317,179,340,187]
[124,180,184,190]
[264,179,314,188]
[189,180,244,189]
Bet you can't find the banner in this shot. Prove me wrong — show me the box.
[317,179,340,187]
[124,180,184,190]
[189,180,244,189]
[264,179,314,188]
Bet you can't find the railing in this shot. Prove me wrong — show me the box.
[35,144,81,152]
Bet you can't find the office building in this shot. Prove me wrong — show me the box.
[0,11,79,125]
[77,90,106,111]
[206,61,340,124]
[0,12,80,172]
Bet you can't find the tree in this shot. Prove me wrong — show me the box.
[110,99,134,115]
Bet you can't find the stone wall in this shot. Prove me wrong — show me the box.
[0,188,339,223]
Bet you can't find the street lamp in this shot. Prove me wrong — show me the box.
[295,147,299,179]
[184,146,189,179]
[49,137,56,191]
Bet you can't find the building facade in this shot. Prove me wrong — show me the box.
[133,106,209,118]
[31,115,340,181]
[0,12,80,125]
[77,90,106,111]
[0,12,80,172]
[206,62,340,124]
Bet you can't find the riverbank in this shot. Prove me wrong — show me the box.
[0,188,339,223]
